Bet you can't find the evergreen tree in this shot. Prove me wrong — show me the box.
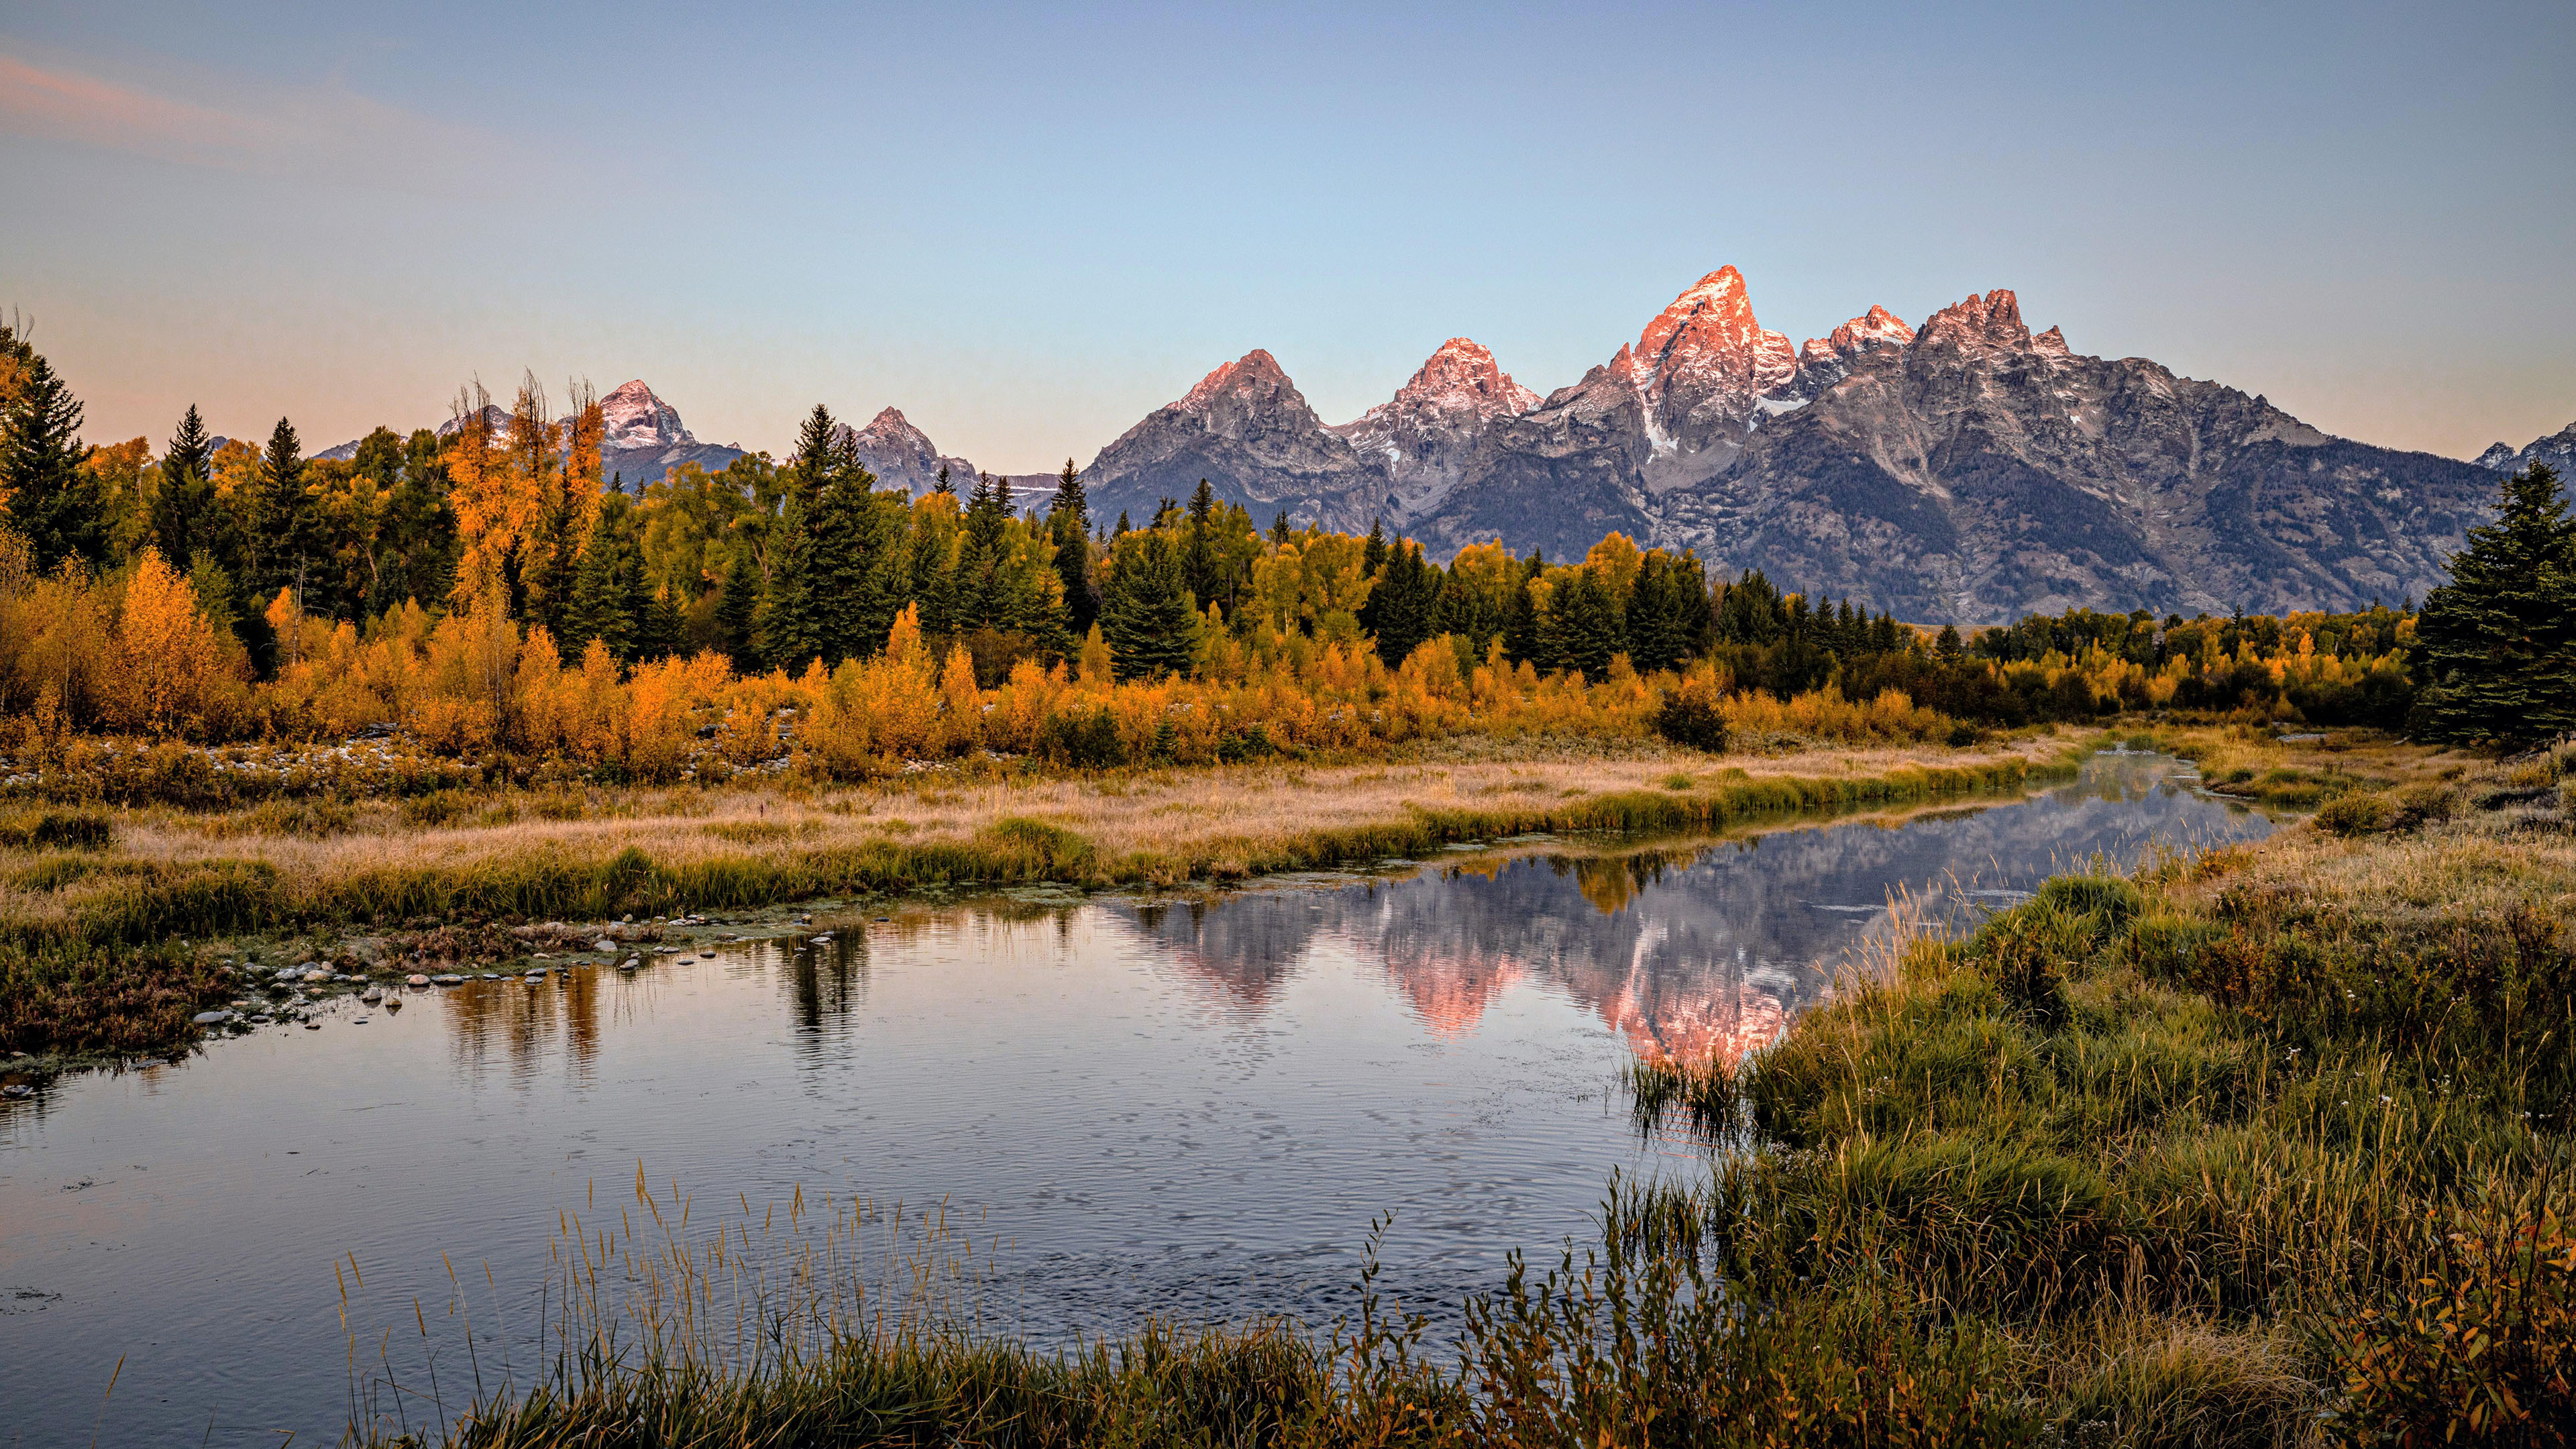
[1936,623,1966,658]
[254,417,310,601]
[153,404,216,571]
[715,543,763,669]
[1368,539,1442,665]
[934,465,955,496]
[1360,519,1388,583]
[0,343,101,574]
[760,405,838,668]
[2412,463,2576,743]
[1099,529,1198,680]
[1626,551,1694,672]
[1552,569,1621,680]
[910,500,960,639]
[1181,478,1220,608]
[384,429,457,609]
[1048,458,1096,634]
[1503,551,1545,665]
[1270,511,1291,545]
[565,502,634,659]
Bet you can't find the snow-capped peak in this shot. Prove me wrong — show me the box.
[1382,337,1540,421]
[599,379,695,450]
[1618,264,1800,402]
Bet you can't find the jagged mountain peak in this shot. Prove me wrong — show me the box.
[1386,337,1540,419]
[1179,349,1295,411]
[2478,421,2576,476]
[1624,265,1797,392]
[598,378,693,450]
[1916,288,2036,352]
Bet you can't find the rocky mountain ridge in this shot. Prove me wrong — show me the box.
[1071,267,2504,621]
[2478,421,2576,478]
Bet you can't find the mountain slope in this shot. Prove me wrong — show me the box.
[1082,350,1391,531]
[1328,337,1538,517]
[1659,290,2496,620]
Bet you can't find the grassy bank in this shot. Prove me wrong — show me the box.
[344,741,2570,1448]
[1,735,2065,1063]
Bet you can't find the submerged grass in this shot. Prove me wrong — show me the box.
[346,740,2574,1448]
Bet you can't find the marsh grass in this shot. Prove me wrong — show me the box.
[3,743,2058,1058]
[341,743,2576,1446]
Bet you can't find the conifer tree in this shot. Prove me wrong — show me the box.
[0,342,101,574]
[1552,568,1620,680]
[1368,539,1442,665]
[715,543,763,669]
[1048,458,1096,633]
[153,404,216,572]
[254,418,309,600]
[1182,479,1221,608]
[1099,528,1197,680]
[1269,511,1291,545]
[565,504,634,659]
[760,405,839,667]
[1503,551,1545,665]
[934,465,955,496]
[1625,551,1692,672]
[2412,463,2576,743]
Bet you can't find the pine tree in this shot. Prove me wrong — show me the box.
[0,344,101,574]
[934,465,955,496]
[1269,511,1291,545]
[1182,479,1220,608]
[2413,463,2576,743]
[153,404,216,571]
[1503,551,1545,665]
[565,504,633,659]
[1626,551,1692,672]
[716,544,763,669]
[1368,539,1442,665]
[1048,458,1095,634]
[1552,569,1620,680]
[254,418,309,600]
[1936,623,1966,658]
[760,406,838,668]
[1099,529,1198,680]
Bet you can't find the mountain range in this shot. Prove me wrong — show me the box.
[1075,268,2515,622]
[302,266,2565,623]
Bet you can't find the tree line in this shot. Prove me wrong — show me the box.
[3,315,2567,749]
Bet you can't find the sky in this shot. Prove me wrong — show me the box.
[3,0,2571,472]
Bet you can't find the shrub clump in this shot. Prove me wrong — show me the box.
[1652,681,1730,753]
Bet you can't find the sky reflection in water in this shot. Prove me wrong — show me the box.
[0,751,2266,1445]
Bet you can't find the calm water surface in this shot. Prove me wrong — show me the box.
[0,751,2268,1445]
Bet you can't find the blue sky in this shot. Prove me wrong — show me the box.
[4,0,2570,470]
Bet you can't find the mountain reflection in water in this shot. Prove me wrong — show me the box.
[1130,748,2265,1065]
[0,751,2269,1446]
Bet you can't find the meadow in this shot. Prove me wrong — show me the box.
[321,735,2569,1449]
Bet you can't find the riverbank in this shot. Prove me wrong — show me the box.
[343,735,2568,1448]
[2,732,2072,1068]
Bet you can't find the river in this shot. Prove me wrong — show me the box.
[0,749,2270,1445]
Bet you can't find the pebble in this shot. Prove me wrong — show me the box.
[433,974,463,985]
[407,974,431,987]
[384,998,402,1011]
[303,1022,321,1031]
[192,1010,234,1024]
[360,989,383,1004]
